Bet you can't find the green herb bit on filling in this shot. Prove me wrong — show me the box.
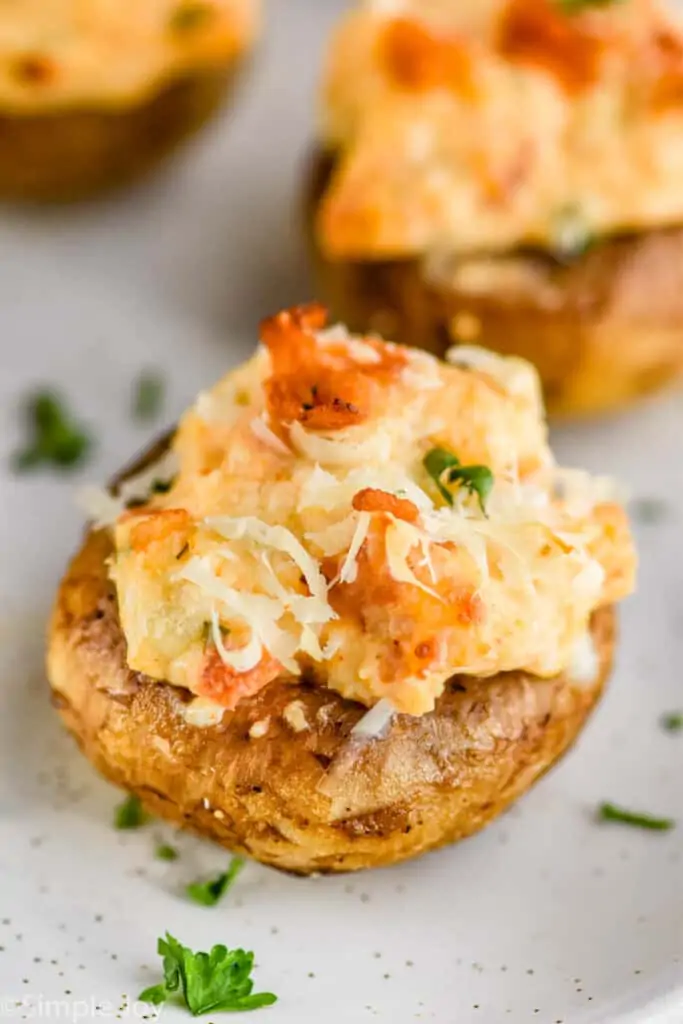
[156,843,180,861]
[550,203,595,261]
[186,856,245,906]
[13,391,91,472]
[133,371,164,422]
[114,793,149,830]
[597,802,675,832]
[558,0,624,15]
[139,931,277,1015]
[423,447,494,513]
[661,712,683,733]
[170,2,213,32]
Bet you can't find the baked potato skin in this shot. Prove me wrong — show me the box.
[307,153,683,417]
[48,522,615,875]
[0,66,239,202]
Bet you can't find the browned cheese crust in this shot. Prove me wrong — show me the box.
[0,66,241,201]
[47,499,615,875]
[306,153,683,417]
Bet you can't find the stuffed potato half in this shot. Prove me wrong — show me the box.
[0,0,260,200]
[48,305,634,873]
[307,156,683,419]
[49,526,614,875]
[308,0,683,416]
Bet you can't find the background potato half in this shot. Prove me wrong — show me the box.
[46,436,616,875]
[307,153,683,418]
[0,66,241,202]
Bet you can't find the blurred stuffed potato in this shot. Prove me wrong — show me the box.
[48,305,635,874]
[307,0,683,416]
[0,0,260,200]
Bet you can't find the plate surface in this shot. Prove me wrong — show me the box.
[0,2,682,1022]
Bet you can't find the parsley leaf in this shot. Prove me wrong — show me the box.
[138,983,168,1005]
[170,2,213,31]
[661,712,683,733]
[186,857,244,906]
[551,203,594,261]
[139,931,277,1015]
[423,447,494,513]
[13,391,91,472]
[133,371,164,422]
[598,802,675,831]
[559,0,624,13]
[114,794,149,830]
[156,843,180,861]
[630,497,669,525]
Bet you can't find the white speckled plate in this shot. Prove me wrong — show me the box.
[0,2,682,1021]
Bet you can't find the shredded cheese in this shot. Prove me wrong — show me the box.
[384,518,442,600]
[250,415,291,455]
[211,607,262,673]
[289,420,391,466]
[351,698,396,738]
[338,512,371,584]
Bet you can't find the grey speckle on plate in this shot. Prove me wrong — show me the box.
[0,1,682,1022]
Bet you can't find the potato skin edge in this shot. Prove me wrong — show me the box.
[305,150,683,418]
[47,436,615,876]
[0,64,244,201]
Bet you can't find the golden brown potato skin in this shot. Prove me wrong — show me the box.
[0,67,240,201]
[47,451,616,873]
[307,152,683,417]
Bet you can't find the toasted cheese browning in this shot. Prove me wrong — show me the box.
[318,0,683,258]
[108,304,635,716]
[0,0,260,111]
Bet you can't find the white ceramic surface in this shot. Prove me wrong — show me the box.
[0,2,682,1021]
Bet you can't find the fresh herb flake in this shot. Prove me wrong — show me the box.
[661,712,683,733]
[114,794,149,830]
[12,391,92,472]
[186,857,244,907]
[598,802,675,832]
[423,447,494,513]
[551,203,594,261]
[423,447,462,503]
[139,931,277,1015]
[133,372,164,422]
[630,497,669,525]
[156,843,180,861]
[170,2,213,31]
[559,0,624,13]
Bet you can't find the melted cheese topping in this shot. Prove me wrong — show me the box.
[109,303,635,716]
[317,0,683,258]
[0,0,260,111]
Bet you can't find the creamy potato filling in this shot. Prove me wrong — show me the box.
[317,0,683,259]
[107,304,635,715]
[0,0,260,110]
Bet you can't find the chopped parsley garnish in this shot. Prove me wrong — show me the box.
[661,712,683,733]
[133,372,164,422]
[423,447,494,513]
[170,2,213,31]
[151,477,174,494]
[558,0,623,13]
[13,391,91,472]
[156,843,180,861]
[630,497,669,525]
[551,204,594,261]
[114,794,149,830]
[598,802,675,832]
[186,857,244,906]
[139,932,277,1015]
